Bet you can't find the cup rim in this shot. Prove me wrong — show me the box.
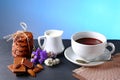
[71,31,106,46]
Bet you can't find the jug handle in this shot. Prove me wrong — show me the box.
[38,36,46,50]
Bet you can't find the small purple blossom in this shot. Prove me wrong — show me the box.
[31,48,48,64]
[40,50,48,60]
[38,59,44,64]
[32,51,36,55]
[34,55,38,60]
[31,58,37,64]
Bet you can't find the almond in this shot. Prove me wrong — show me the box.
[36,64,43,69]
[27,69,36,77]
[33,67,41,73]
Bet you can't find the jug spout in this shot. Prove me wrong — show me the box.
[46,30,63,37]
[57,30,63,36]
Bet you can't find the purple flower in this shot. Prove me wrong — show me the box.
[34,55,38,60]
[40,51,47,60]
[38,59,44,64]
[32,51,36,55]
[38,50,47,64]
[31,58,37,64]
[31,48,48,64]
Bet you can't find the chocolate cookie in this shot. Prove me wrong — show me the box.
[12,49,30,57]
[12,31,33,58]
[13,31,33,42]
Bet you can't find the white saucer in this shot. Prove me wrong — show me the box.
[64,47,111,67]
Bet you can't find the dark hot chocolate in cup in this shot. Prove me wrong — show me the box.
[71,31,115,61]
[75,38,103,45]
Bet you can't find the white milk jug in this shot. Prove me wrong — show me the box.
[38,30,64,55]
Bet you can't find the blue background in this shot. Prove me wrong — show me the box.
[0,0,120,39]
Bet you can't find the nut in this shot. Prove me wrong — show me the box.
[44,58,53,66]
[36,64,43,69]
[54,58,60,64]
[33,67,41,73]
[27,69,36,77]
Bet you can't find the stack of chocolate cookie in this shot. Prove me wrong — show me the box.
[12,31,33,58]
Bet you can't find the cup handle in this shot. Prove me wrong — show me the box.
[106,42,115,54]
[38,36,46,50]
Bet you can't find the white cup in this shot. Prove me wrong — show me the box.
[71,31,115,61]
